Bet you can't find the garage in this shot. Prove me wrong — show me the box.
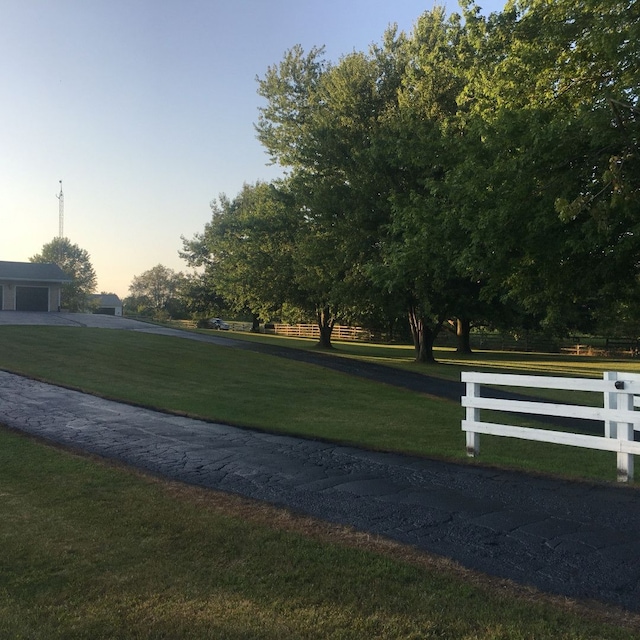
[0,260,71,312]
[89,293,123,316]
[0,261,70,312]
[16,286,50,311]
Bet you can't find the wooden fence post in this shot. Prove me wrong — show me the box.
[465,381,480,457]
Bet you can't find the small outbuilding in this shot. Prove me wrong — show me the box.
[0,260,71,312]
[90,293,123,316]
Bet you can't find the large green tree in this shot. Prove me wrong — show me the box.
[256,7,516,361]
[255,46,352,347]
[452,0,640,336]
[127,264,186,318]
[283,48,406,348]
[374,7,482,361]
[181,182,300,331]
[179,273,228,320]
[30,237,97,312]
[256,33,441,352]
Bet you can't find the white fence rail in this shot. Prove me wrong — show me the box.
[461,371,640,482]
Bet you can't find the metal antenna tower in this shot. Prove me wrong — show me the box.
[56,180,64,238]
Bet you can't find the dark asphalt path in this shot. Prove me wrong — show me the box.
[2,369,640,613]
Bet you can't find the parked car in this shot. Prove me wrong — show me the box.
[207,317,230,330]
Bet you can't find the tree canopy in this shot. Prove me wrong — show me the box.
[127,264,186,318]
[183,0,639,359]
[30,237,97,312]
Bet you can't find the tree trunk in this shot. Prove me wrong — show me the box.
[251,314,260,333]
[456,317,472,354]
[316,306,335,349]
[408,308,441,363]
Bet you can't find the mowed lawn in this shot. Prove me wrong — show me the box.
[1,325,640,637]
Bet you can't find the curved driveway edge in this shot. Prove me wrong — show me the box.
[1,369,640,612]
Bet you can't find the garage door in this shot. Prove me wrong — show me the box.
[16,286,49,311]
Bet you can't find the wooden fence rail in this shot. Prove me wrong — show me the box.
[461,371,640,482]
[267,323,373,341]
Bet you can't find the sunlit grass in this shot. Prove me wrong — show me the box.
[194,326,640,381]
[440,350,640,378]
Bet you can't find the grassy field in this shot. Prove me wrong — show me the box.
[1,325,640,637]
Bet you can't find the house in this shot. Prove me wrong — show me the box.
[0,260,71,312]
[90,293,123,316]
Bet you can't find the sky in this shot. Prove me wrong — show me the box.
[1,0,505,298]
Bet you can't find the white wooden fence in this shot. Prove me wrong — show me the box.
[461,371,640,482]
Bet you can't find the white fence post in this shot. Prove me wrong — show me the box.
[617,387,635,483]
[465,381,480,457]
[604,371,618,439]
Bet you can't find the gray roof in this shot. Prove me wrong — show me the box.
[91,293,122,306]
[0,260,71,283]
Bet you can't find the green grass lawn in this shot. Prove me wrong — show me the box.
[1,427,637,639]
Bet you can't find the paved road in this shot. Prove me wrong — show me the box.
[1,312,640,612]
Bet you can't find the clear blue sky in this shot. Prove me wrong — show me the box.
[1,0,505,297]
